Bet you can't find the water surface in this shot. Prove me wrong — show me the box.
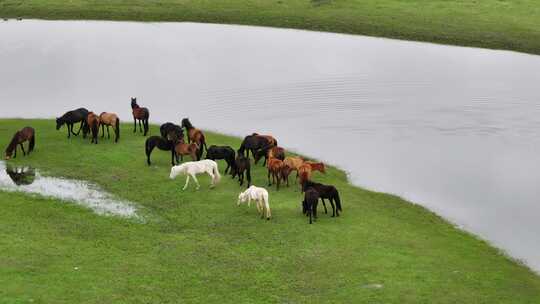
[1,20,539,271]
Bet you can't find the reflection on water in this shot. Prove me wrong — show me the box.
[0,161,138,218]
[1,20,540,271]
[6,165,36,185]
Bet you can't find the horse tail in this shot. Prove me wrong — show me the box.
[115,117,120,142]
[213,162,221,184]
[29,133,35,153]
[334,189,342,212]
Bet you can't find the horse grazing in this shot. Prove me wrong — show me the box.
[267,156,285,190]
[84,112,100,144]
[238,133,277,159]
[5,127,35,160]
[56,108,89,138]
[283,156,305,179]
[181,118,207,160]
[206,145,235,174]
[302,188,320,224]
[131,97,149,136]
[99,112,120,142]
[145,136,175,166]
[231,154,251,187]
[303,180,342,217]
[254,145,285,167]
[237,185,271,220]
[160,122,183,142]
[174,142,199,163]
[169,159,221,190]
[298,161,326,187]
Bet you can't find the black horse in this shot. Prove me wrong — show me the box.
[145,136,175,166]
[302,180,342,217]
[56,108,89,138]
[206,145,235,174]
[231,154,251,187]
[238,134,275,158]
[302,188,320,224]
[160,122,184,142]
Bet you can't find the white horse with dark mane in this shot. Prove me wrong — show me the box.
[237,185,271,220]
[170,159,221,190]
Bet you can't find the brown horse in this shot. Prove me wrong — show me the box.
[99,112,120,142]
[298,161,326,188]
[4,127,35,160]
[267,156,285,190]
[254,146,285,166]
[253,133,277,147]
[174,142,199,164]
[283,156,305,179]
[84,112,100,144]
[181,118,207,160]
[131,97,149,136]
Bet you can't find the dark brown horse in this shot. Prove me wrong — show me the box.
[181,118,207,160]
[238,133,277,159]
[84,112,100,144]
[5,127,35,160]
[131,97,149,136]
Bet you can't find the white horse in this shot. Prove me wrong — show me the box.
[169,159,221,190]
[237,185,271,220]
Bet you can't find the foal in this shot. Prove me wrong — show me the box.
[283,156,304,179]
[267,155,285,190]
[131,97,149,136]
[5,127,35,160]
[302,188,320,224]
[231,154,251,187]
[84,112,100,144]
[99,112,120,142]
[174,142,199,163]
[254,145,285,167]
[237,185,271,220]
[181,118,207,160]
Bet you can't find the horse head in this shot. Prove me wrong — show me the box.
[181,118,190,129]
[55,117,64,130]
[131,97,138,109]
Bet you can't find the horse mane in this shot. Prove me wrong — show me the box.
[182,118,194,129]
[5,131,20,155]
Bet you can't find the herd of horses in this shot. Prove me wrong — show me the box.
[4,98,342,224]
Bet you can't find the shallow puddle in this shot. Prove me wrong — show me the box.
[0,161,138,218]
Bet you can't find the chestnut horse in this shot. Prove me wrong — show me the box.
[84,112,100,144]
[267,155,286,190]
[99,112,120,142]
[131,97,149,136]
[283,156,305,179]
[298,161,326,189]
[5,127,35,160]
[181,118,207,160]
[174,142,199,164]
[254,145,285,167]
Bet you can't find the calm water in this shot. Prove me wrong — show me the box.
[1,20,540,271]
[0,161,138,217]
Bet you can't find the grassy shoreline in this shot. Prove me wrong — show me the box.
[0,0,540,55]
[1,118,540,303]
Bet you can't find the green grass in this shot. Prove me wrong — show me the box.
[0,0,540,55]
[1,118,540,303]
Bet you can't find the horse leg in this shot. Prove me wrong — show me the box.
[67,123,71,138]
[206,170,215,188]
[107,125,110,139]
[331,198,338,217]
[321,198,328,214]
[75,121,83,135]
[139,120,142,133]
[239,172,243,186]
[182,175,190,190]
[101,124,105,138]
[192,173,201,190]
[171,150,176,166]
[133,118,137,133]
[267,169,272,186]
[20,143,26,156]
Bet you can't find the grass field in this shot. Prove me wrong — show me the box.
[1,118,540,303]
[0,0,539,55]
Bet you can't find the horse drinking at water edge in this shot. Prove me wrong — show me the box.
[5,127,35,160]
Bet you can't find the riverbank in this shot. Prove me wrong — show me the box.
[1,118,539,303]
[0,1,539,55]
